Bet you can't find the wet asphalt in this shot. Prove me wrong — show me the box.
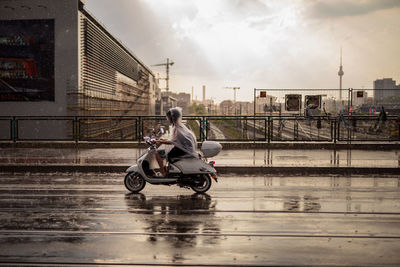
[0,172,399,266]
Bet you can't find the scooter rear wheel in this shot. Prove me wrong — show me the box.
[190,174,212,193]
[124,172,146,193]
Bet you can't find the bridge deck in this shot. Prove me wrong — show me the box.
[0,173,399,266]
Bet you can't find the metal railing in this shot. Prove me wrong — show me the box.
[0,115,399,143]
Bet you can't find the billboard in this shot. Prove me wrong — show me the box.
[0,19,54,101]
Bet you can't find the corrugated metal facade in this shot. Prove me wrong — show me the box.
[66,6,157,140]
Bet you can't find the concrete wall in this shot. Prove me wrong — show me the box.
[0,0,79,116]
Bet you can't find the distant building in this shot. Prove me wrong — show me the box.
[219,100,234,115]
[201,99,215,114]
[374,78,400,103]
[165,92,191,114]
[160,92,177,115]
[220,99,265,115]
[255,94,277,114]
[235,101,254,115]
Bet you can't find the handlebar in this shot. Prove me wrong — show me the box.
[143,136,154,146]
[144,127,165,147]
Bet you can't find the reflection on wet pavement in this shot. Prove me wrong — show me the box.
[0,173,400,266]
[284,195,322,212]
[125,193,219,250]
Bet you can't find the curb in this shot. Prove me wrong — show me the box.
[1,165,399,175]
[217,166,400,175]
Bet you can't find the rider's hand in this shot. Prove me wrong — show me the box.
[152,139,168,144]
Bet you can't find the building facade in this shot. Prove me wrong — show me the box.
[374,78,400,102]
[0,0,160,139]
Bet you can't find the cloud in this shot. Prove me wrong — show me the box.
[308,0,400,19]
[85,0,400,102]
[230,0,270,16]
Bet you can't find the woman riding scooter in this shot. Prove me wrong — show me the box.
[152,107,197,177]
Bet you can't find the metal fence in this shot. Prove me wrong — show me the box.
[0,115,399,143]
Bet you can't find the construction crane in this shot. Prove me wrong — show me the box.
[151,58,174,92]
[223,86,240,103]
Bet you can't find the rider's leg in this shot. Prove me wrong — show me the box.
[155,152,167,176]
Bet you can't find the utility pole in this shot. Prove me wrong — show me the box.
[223,86,240,103]
[224,87,240,115]
[152,58,174,92]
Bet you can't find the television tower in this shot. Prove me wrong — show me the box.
[338,49,344,100]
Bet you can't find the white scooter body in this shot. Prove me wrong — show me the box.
[127,146,217,184]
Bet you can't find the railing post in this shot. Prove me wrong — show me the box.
[12,116,16,142]
[205,116,209,141]
[139,116,142,142]
[74,116,78,143]
[202,116,206,141]
[135,117,139,141]
[200,117,202,141]
[264,118,267,142]
[334,118,337,144]
[77,116,81,143]
[267,116,271,144]
[253,115,256,142]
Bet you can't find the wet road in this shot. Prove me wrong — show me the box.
[0,173,400,266]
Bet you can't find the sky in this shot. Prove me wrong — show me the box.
[85,0,400,103]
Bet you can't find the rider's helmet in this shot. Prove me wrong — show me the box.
[166,107,182,124]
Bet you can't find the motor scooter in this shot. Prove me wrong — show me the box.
[124,128,222,193]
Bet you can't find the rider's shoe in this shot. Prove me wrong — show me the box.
[160,166,168,177]
[152,172,163,177]
[153,171,168,178]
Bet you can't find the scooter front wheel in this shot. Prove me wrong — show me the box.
[124,172,146,193]
[190,174,212,193]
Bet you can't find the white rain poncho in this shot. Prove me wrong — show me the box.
[167,107,197,157]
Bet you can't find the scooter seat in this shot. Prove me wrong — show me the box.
[168,157,182,164]
[169,154,197,164]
